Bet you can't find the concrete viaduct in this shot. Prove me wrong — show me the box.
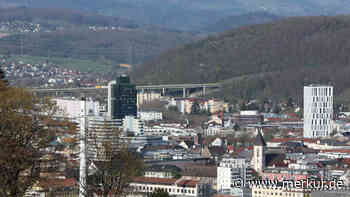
[32,83,221,98]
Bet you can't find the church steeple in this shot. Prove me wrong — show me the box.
[252,129,266,174]
[254,129,266,146]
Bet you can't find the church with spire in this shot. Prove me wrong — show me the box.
[252,128,266,174]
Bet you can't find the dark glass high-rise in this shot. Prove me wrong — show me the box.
[110,75,137,119]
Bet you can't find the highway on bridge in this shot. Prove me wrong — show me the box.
[32,83,221,92]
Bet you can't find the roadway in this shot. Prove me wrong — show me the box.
[32,83,221,93]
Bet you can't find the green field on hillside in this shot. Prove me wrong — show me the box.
[4,55,121,73]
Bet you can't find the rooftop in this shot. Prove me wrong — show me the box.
[254,130,266,146]
[131,177,177,185]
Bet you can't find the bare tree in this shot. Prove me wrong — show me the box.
[0,86,59,197]
[75,124,144,197]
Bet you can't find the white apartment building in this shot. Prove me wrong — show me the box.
[137,111,163,121]
[123,116,145,136]
[53,98,100,119]
[217,157,252,192]
[86,116,122,161]
[137,91,162,107]
[251,185,312,197]
[304,85,333,138]
[130,177,210,197]
[205,125,223,136]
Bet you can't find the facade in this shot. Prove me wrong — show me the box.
[54,98,100,119]
[173,98,228,114]
[232,111,264,127]
[144,164,181,179]
[123,115,145,135]
[217,157,252,192]
[108,75,137,119]
[251,185,312,197]
[85,116,123,161]
[207,99,228,114]
[137,91,161,107]
[25,178,78,197]
[304,85,333,138]
[137,111,163,121]
[130,177,211,197]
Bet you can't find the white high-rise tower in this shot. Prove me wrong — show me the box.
[108,80,117,118]
[79,98,87,197]
[304,85,333,138]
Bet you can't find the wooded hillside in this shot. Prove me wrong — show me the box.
[132,15,350,103]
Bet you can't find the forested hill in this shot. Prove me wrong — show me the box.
[202,12,282,33]
[132,15,350,103]
[0,7,197,71]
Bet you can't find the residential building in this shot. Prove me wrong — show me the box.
[137,111,163,121]
[144,164,181,178]
[25,178,78,197]
[172,98,228,114]
[130,177,211,197]
[217,157,252,192]
[137,91,161,106]
[53,98,100,119]
[123,115,145,136]
[304,85,333,138]
[232,111,264,127]
[85,116,123,161]
[251,184,312,197]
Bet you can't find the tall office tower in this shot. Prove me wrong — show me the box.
[108,80,117,118]
[304,85,333,138]
[108,75,137,119]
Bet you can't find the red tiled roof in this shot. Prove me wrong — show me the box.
[39,178,77,189]
[268,138,318,143]
[131,177,177,185]
[235,146,253,154]
[176,179,198,188]
[321,149,350,154]
[269,138,299,143]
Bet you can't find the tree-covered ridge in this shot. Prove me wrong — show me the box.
[132,15,350,103]
[202,11,282,33]
[0,29,196,69]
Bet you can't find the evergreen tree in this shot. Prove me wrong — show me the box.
[0,68,7,89]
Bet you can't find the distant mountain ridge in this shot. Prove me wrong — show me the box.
[131,15,350,103]
[3,0,350,31]
[0,7,138,28]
